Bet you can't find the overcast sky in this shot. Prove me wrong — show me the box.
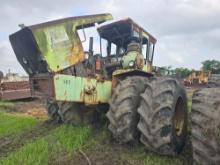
[0,0,220,75]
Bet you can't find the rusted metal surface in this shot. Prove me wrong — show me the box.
[98,18,157,46]
[30,74,54,98]
[1,81,29,90]
[53,74,112,104]
[9,13,113,75]
[0,81,31,101]
[0,89,31,101]
[9,13,158,105]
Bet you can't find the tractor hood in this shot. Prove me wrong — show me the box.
[9,13,113,75]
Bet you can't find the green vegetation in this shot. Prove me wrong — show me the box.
[0,112,37,137]
[0,100,192,164]
[160,59,220,78]
[51,125,91,151]
[160,66,191,78]
[202,60,220,74]
[0,101,14,111]
[0,125,91,165]
[121,147,183,165]
[0,139,48,165]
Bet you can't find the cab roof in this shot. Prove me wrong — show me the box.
[98,18,157,46]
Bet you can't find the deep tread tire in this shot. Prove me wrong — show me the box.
[192,88,220,165]
[106,76,148,143]
[58,102,83,125]
[58,102,98,125]
[46,100,61,123]
[208,74,220,87]
[137,77,188,155]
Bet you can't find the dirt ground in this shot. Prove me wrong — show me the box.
[0,120,58,159]
[2,98,48,119]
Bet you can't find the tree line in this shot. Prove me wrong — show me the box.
[160,60,220,78]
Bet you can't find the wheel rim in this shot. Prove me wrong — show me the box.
[173,97,185,137]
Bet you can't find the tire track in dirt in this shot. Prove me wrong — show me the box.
[0,120,59,158]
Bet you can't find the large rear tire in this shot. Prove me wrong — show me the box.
[192,88,220,165]
[208,74,220,87]
[137,77,188,155]
[106,76,148,144]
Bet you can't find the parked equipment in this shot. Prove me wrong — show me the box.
[9,14,188,155]
[184,70,211,86]
[0,71,31,101]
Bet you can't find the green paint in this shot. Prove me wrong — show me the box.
[53,74,112,104]
[31,14,113,72]
[122,51,139,69]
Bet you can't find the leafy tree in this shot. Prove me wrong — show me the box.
[202,60,220,74]
[160,66,174,75]
[159,66,191,78]
[174,67,191,78]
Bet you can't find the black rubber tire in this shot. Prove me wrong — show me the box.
[58,102,84,125]
[192,88,220,165]
[208,74,220,87]
[106,76,148,144]
[46,100,61,123]
[137,77,188,155]
[58,102,98,126]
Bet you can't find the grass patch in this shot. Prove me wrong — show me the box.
[51,125,91,151]
[0,112,37,137]
[0,101,14,111]
[187,99,192,112]
[0,139,48,165]
[0,125,91,164]
[121,147,183,165]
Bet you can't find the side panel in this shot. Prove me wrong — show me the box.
[31,14,113,72]
[54,74,112,104]
[33,25,85,72]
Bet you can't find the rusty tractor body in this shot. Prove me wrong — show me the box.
[9,14,156,104]
[0,72,31,101]
[10,14,188,156]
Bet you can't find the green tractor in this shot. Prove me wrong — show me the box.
[9,14,188,155]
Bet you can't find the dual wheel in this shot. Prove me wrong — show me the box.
[107,76,188,155]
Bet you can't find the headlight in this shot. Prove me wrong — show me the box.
[128,60,135,67]
[85,52,89,59]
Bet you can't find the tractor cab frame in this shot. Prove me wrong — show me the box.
[98,18,156,65]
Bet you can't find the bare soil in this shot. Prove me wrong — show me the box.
[2,99,47,119]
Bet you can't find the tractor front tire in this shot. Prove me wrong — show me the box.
[192,88,220,165]
[58,102,98,126]
[58,102,84,125]
[46,100,61,123]
[106,76,148,144]
[137,77,188,155]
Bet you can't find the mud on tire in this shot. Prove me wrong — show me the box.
[46,100,61,123]
[208,74,220,87]
[137,77,188,155]
[106,76,148,144]
[58,102,99,126]
[192,88,220,165]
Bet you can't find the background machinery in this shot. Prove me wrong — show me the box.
[9,14,188,156]
[184,70,211,87]
[0,70,31,101]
